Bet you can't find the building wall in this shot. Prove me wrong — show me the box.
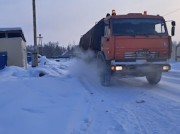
[0,37,27,68]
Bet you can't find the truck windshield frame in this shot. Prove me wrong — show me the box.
[112,18,168,36]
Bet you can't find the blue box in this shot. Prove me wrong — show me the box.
[0,51,7,70]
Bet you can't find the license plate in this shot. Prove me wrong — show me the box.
[136,51,150,57]
[136,59,147,63]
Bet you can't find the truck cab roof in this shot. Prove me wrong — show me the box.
[107,13,164,20]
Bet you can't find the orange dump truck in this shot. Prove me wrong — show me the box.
[79,10,176,86]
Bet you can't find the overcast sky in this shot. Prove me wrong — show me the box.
[0,0,180,46]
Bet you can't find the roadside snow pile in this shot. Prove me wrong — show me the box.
[0,58,70,79]
[0,58,91,134]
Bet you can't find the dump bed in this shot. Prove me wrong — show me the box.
[79,19,105,51]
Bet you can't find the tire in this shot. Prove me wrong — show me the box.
[97,54,111,86]
[101,64,111,86]
[146,71,162,85]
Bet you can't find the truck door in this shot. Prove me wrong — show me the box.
[101,20,115,60]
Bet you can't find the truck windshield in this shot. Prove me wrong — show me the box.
[112,18,168,36]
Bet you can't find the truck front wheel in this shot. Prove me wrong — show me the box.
[97,54,111,86]
[146,71,162,85]
[101,64,111,86]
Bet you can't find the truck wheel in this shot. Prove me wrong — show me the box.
[101,65,111,86]
[146,71,162,85]
[97,55,111,86]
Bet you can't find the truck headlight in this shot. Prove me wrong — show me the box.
[111,66,123,71]
[163,65,170,71]
[116,66,123,71]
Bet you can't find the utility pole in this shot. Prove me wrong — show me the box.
[32,0,38,67]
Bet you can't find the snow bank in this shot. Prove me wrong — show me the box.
[0,57,70,80]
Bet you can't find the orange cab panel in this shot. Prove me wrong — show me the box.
[114,36,170,61]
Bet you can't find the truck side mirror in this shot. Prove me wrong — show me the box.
[172,21,176,26]
[171,27,175,36]
[171,21,176,36]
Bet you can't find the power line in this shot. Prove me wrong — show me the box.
[164,8,180,16]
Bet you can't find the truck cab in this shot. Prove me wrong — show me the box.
[102,12,172,61]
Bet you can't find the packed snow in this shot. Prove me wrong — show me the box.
[0,56,180,134]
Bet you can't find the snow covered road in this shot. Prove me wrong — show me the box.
[78,73,180,134]
[0,59,180,134]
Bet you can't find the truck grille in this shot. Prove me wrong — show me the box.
[124,51,158,59]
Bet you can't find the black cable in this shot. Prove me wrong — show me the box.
[164,8,180,16]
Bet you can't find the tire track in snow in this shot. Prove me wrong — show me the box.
[111,106,153,134]
[80,76,156,134]
[106,78,153,134]
[78,76,128,134]
[150,81,180,103]
[80,74,180,134]
[162,71,180,84]
[112,76,180,134]
[66,77,96,134]
[113,75,180,103]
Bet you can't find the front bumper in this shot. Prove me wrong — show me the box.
[110,60,171,75]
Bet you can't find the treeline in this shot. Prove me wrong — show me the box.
[27,42,77,58]
[27,41,180,59]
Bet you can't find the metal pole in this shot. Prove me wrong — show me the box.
[37,34,43,55]
[32,0,38,67]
